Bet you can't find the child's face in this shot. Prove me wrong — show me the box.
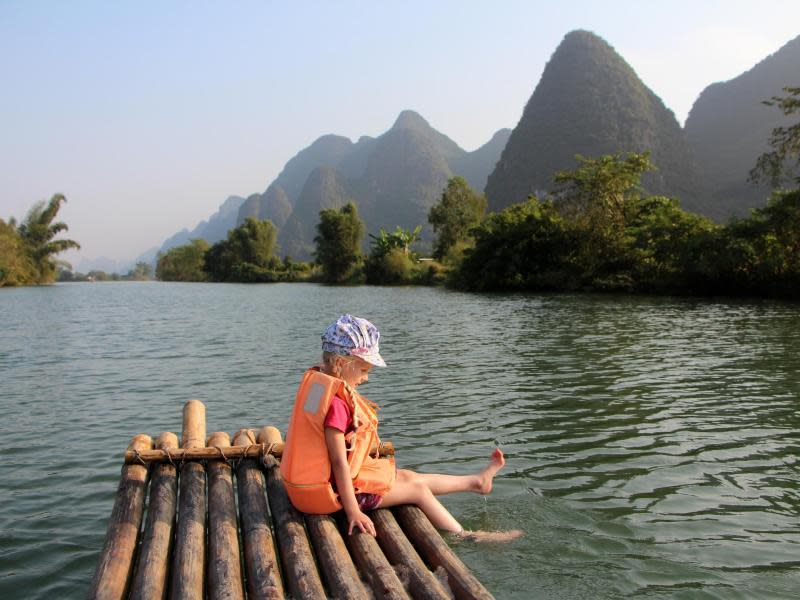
[341,356,373,388]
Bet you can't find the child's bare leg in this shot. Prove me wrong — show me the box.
[379,478,463,532]
[458,529,523,542]
[381,449,522,542]
[380,478,522,542]
[405,448,506,496]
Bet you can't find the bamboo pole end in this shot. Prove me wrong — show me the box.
[232,428,256,446]
[183,399,206,411]
[129,434,154,452]
[182,400,207,449]
[207,431,231,448]
[156,431,179,450]
[256,426,282,445]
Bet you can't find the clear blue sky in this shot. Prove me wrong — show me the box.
[1,1,798,264]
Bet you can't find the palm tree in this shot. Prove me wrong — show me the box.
[17,194,80,283]
[369,225,422,257]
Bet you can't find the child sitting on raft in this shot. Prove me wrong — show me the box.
[281,314,522,542]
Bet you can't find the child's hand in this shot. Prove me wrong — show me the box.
[346,509,376,536]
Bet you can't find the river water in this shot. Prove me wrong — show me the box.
[0,282,798,599]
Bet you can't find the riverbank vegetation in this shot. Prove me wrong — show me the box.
[156,217,315,283]
[98,88,800,300]
[58,262,154,282]
[445,88,799,299]
[1,194,80,286]
[450,160,799,299]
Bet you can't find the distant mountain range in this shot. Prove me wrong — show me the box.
[156,194,246,256]
[237,111,510,259]
[138,29,798,265]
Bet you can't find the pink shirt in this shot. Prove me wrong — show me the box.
[323,395,353,434]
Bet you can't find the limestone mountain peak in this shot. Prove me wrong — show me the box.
[485,29,702,213]
[391,110,432,131]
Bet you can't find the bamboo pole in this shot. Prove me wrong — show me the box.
[123,440,395,464]
[371,509,451,600]
[88,434,153,600]
[207,431,245,600]
[170,400,207,600]
[257,426,326,600]
[305,513,370,600]
[394,505,494,600]
[232,428,284,600]
[129,432,179,600]
[334,512,410,600]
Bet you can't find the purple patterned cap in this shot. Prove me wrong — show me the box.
[321,314,386,367]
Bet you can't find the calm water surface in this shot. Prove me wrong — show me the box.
[0,282,798,599]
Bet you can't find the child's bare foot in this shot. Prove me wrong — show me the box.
[457,529,523,543]
[474,448,506,495]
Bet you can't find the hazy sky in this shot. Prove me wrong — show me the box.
[2,1,798,266]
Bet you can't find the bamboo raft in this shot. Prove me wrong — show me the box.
[89,400,494,600]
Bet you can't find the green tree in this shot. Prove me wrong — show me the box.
[16,194,80,283]
[0,218,36,286]
[365,247,416,284]
[156,239,210,281]
[698,189,800,298]
[453,196,574,291]
[364,226,422,285]
[554,152,655,232]
[749,86,800,187]
[205,218,278,282]
[368,225,422,258]
[87,270,110,282]
[623,195,719,291]
[553,152,656,288]
[314,202,365,284]
[126,262,153,281]
[428,177,487,261]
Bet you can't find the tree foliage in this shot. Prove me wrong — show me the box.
[205,217,279,282]
[365,247,416,285]
[368,226,421,258]
[452,148,800,298]
[622,195,718,291]
[750,86,800,187]
[554,152,654,232]
[0,219,36,286]
[553,152,657,288]
[126,261,153,281]
[156,239,210,281]
[428,177,487,261]
[314,202,365,284]
[697,190,800,297]
[1,194,80,286]
[364,225,423,285]
[453,196,574,291]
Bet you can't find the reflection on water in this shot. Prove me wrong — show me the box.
[0,283,798,599]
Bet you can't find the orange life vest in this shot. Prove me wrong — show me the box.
[280,368,396,514]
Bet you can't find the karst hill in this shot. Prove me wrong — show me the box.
[685,34,800,220]
[485,30,703,214]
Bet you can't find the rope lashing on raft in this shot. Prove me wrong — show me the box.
[122,440,395,465]
[164,447,177,468]
[262,442,276,462]
[131,449,147,466]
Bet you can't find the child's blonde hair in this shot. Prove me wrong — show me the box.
[320,351,363,429]
[321,351,353,379]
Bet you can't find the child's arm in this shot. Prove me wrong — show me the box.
[324,427,377,536]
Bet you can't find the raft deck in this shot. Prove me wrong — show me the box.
[89,400,495,599]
